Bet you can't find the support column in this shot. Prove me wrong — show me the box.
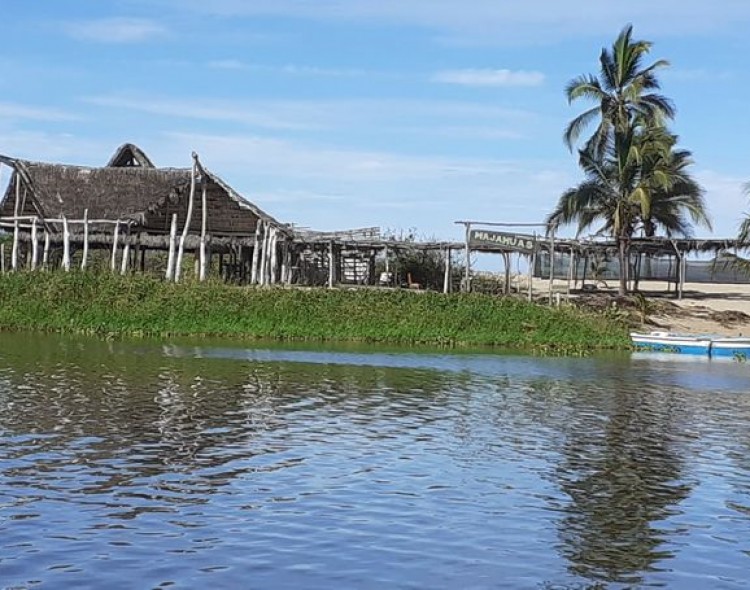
[81,209,89,270]
[443,248,451,294]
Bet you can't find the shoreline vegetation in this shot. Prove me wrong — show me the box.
[0,272,630,353]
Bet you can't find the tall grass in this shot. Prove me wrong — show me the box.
[0,272,630,350]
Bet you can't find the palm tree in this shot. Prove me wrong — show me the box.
[740,183,750,245]
[635,125,711,238]
[548,127,709,295]
[564,24,675,158]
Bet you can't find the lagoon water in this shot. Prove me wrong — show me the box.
[1,333,749,589]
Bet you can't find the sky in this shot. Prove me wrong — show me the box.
[1,0,748,242]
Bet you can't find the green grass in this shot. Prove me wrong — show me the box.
[0,271,630,352]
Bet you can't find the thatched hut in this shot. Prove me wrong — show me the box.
[0,144,292,282]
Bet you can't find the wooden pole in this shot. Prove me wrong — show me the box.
[443,248,451,294]
[328,241,335,288]
[11,175,20,271]
[528,234,536,302]
[111,220,120,272]
[464,223,471,292]
[120,226,130,275]
[165,213,178,280]
[81,209,89,270]
[30,217,38,271]
[567,246,574,300]
[280,242,288,285]
[199,161,208,282]
[258,224,268,286]
[176,159,197,282]
[548,227,556,306]
[503,251,511,295]
[270,229,279,284]
[1,243,5,273]
[250,222,261,284]
[43,230,50,269]
[62,215,71,271]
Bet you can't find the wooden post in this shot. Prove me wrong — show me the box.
[443,248,451,294]
[464,223,471,292]
[43,230,50,269]
[567,247,574,300]
[176,158,197,282]
[328,241,335,288]
[503,251,511,295]
[81,209,89,270]
[548,227,556,306]
[165,213,178,280]
[270,229,279,284]
[30,217,39,271]
[1,243,5,273]
[120,226,131,275]
[678,251,686,300]
[62,215,71,271]
[139,239,146,273]
[280,242,288,285]
[11,175,20,271]
[528,234,536,303]
[258,224,268,286]
[111,220,120,272]
[250,222,261,284]
[199,161,208,282]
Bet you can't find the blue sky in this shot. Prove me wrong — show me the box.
[1,0,748,241]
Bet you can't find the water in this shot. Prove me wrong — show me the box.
[1,333,749,589]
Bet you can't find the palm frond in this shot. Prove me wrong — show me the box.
[563,106,601,150]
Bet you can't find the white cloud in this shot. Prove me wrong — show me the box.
[144,130,569,233]
[81,94,536,137]
[163,0,750,43]
[433,69,544,87]
[82,95,318,131]
[207,60,368,77]
[63,18,168,43]
[0,102,81,122]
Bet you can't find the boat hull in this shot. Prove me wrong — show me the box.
[630,332,712,356]
[709,339,750,360]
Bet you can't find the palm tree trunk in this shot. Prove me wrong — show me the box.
[618,236,629,296]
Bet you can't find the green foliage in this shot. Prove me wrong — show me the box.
[0,271,630,351]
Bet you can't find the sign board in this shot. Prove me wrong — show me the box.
[469,229,537,254]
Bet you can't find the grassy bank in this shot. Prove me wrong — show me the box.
[0,272,630,351]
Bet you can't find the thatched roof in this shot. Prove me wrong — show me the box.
[0,147,290,237]
[107,143,156,168]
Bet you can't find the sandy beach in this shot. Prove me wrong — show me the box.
[521,277,750,336]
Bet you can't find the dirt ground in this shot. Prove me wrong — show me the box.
[524,277,750,336]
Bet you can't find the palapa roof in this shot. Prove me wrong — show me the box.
[0,144,289,236]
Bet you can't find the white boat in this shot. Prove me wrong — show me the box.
[630,331,712,356]
[709,337,750,360]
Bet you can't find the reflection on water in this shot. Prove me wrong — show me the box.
[0,332,749,589]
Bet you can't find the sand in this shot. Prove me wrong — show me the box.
[521,277,750,336]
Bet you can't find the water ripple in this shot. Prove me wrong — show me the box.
[1,333,749,589]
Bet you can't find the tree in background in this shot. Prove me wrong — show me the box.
[551,25,710,294]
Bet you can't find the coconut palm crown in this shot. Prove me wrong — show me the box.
[564,24,675,159]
